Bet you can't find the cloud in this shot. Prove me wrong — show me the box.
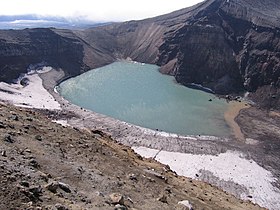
[0,0,204,21]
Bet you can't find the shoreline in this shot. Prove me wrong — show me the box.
[37,69,260,153]
[52,67,244,141]
[0,69,266,154]
[31,62,247,144]
[224,101,249,141]
[41,69,233,143]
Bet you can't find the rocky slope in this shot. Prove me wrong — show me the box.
[0,28,114,82]
[0,0,279,109]
[0,28,81,81]
[0,102,262,209]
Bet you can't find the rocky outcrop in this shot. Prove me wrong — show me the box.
[0,28,116,82]
[0,0,279,109]
[155,0,280,99]
[0,28,85,81]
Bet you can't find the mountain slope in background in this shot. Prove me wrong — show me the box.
[0,15,108,29]
[0,0,279,108]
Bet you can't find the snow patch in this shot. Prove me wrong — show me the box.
[133,146,280,210]
[0,73,61,110]
[52,120,69,126]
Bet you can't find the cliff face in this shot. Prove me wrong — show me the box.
[0,28,88,81]
[156,0,280,98]
[74,21,166,64]
[0,0,279,108]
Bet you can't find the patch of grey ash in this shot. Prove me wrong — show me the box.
[198,169,249,200]
[63,106,235,156]
[0,143,49,209]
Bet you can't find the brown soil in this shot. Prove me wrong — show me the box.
[269,110,280,118]
[224,101,249,141]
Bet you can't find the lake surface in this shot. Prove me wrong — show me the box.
[58,61,230,137]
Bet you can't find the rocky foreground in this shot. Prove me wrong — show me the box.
[0,102,262,210]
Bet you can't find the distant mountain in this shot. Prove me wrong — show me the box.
[0,15,109,29]
[0,0,279,109]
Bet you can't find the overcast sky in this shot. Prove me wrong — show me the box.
[0,0,204,21]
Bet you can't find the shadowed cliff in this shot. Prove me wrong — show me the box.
[0,0,279,108]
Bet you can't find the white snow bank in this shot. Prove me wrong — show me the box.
[52,120,69,126]
[0,74,61,110]
[133,146,280,210]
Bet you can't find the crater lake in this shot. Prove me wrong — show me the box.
[58,61,231,137]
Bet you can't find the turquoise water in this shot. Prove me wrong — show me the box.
[58,61,230,137]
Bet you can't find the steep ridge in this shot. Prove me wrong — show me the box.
[0,0,279,108]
